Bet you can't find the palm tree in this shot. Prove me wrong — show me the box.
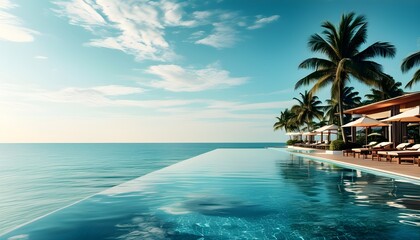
[291,91,324,131]
[295,12,396,142]
[325,86,361,124]
[364,76,404,104]
[401,50,420,89]
[273,108,299,133]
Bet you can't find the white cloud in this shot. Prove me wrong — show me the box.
[0,83,194,109]
[0,0,38,42]
[34,55,48,60]
[248,15,279,30]
[92,85,144,96]
[195,23,237,48]
[0,0,15,9]
[207,100,295,111]
[160,0,196,27]
[146,63,247,92]
[54,1,279,58]
[45,85,146,105]
[53,0,198,61]
[192,11,212,20]
[0,83,291,115]
[53,0,106,30]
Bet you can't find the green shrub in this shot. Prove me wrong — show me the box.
[330,140,345,150]
[286,139,295,145]
[330,140,362,150]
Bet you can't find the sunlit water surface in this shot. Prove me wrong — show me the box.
[1,148,419,239]
[0,143,278,235]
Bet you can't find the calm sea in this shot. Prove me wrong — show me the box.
[0,143,282,235]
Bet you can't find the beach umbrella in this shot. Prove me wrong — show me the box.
[342,116,389,128]
[302,131,317,142]
[342,116,388,144]
[314,124,339,142]
[381,106,420,122]
[314,124,339,132]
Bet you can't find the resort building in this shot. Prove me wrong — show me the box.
[343,91,420,145]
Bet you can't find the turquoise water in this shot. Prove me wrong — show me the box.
[2,148,419,239]
[0,143,279,235]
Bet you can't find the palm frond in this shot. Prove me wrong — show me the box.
[347,22,367,54]
[405,69,420,89]
[401,51,420,72]
[299,58,335,70]
[308,34,339,61]
[295,69,333,89]
[356,42,396,60]
[310,74,333,94]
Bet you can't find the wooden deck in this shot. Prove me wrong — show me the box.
[272,147,420,182]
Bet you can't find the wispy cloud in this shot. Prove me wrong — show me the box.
[248,15,280,30]
[0,0,38,42]
[145,63,247,92]
[195,23,237,49]
[91,85,144,96]
[0,83,292,118]
[53,0,196,61]
[53,1,280,58]
[0,83,194,109]
[0,83,144,106]
[193,12,279,48]
[34,55,48,60]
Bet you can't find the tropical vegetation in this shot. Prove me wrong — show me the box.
[294,12,395,142]
[273,12,419,144]
[325,86,361,125]
[290,91,324,131]
[401,50,420,89]
[364,76,404,104]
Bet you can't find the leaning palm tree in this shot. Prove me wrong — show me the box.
[364,75,404,104]
[291,91,324,131]
[273,108,299,133]
[295,12,396,142]
[401,50,420,89]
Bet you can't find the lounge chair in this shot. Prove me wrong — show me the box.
[316,140,330,150]
[351,142,393,159]
[385,148,420,165]
[362,141,377,148]
[374,143,414,161]
[376,143,420,161]
[309,141,322,148]
[368,142,395,160]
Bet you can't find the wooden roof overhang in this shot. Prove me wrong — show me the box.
[343,92,420,116]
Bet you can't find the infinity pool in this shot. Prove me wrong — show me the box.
[2,149,419,239]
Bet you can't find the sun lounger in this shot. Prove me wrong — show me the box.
[374,143,414,161]
[385,148,420,165]
[309,141,322,148]
[362,141,377,148]
[351,142,393,159]
[315,140,330,150]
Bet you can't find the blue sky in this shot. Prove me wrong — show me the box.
[0,0,419,143]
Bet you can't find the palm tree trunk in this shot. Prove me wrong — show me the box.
[338,87,347,143]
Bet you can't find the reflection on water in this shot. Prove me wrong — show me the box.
[1,149,419,240]
[160,195,272,217]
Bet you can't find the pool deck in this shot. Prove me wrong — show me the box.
[274,147,420,182]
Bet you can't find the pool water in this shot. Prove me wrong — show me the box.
[1,149,419,239]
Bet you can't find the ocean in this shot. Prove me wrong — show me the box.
[0,143,281,235]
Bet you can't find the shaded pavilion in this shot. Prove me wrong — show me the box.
[343,92,420,145]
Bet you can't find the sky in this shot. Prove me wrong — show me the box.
[0,0,419,143]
